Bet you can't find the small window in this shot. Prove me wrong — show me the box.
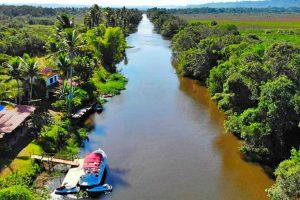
[54,76,57,81]
[50,77,53,84]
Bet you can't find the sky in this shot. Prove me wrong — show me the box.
[0,0,259,6]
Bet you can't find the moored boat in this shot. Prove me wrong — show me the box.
[79,148,107,188]
[54,159,84,195]
[87,183,113,194]
[55,185,79,195]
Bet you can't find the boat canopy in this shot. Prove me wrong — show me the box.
[83,153,102,169]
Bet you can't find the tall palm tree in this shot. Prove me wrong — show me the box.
[56,14,74,33]
[20,54,39,102]
[4,57,24,104]
[58,29,82,114]
[56,52,71,82]
[84,4,101,29]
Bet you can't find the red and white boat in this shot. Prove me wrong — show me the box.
[79,148,107,188]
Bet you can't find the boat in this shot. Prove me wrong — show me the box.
[79,148,107,188]
[54,159,84,195]
[95,104,103,112]
[55,185,79,195]
[87,184,113,194]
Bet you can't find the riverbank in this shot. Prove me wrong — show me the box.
[0,5,143,199]
[147,8,300,199]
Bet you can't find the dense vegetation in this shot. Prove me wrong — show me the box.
[0,5,87,18]
[164,7,300,14]
[84,5,142,35]
[147,8,187,38]
[0,4,142,199]
[148,8,300,199]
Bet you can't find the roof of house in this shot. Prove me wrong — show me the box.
[0,105,36,134]
[40,67,59,78]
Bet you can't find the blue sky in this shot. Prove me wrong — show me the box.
[0,0,260,6]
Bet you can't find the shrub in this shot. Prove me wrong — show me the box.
[0,185,35,200]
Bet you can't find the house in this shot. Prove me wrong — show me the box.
[40,67,59,87]
[0,103,36,146]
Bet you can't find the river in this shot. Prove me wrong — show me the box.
[81,14,274,200]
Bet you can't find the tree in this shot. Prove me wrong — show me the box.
[267,148,300,200]
[56,14,74,33]
[160,18,187,38]
[84,4,101,29]
[57,29,82,114]
[20,53,39,102]
[100,27,126,72]
[56,52,71,81]
[178,48,211,81]
[3,57,24,104]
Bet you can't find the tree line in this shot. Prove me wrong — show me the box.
[147,8,187,38]
[84,5,142,35]
[0,5,87,18]
[147,8,300,200]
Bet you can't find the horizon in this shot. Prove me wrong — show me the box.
[0,0,264,7]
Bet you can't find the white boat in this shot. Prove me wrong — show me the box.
[79,148,107,188]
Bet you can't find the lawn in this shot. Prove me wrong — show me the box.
[0,142,43,177]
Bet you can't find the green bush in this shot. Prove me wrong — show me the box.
[0,185,35,200]
[267,148,300,200]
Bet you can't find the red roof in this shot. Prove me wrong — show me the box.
[40,67,59,78]
[0,105,36,133]
[83,153,102,169]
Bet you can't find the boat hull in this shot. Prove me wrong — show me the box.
[79,149,107,188]
[55,186,79,195]
[87,184,113,193]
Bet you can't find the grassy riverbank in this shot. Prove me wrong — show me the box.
[0,5,142,199]
[147,8,300,200]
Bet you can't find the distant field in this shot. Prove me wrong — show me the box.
[241,29,300,44]
[178,14,300,29]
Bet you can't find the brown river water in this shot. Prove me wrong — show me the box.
[80,14,274,200]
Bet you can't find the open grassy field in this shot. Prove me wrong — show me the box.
[178,13,300,29]
[240,29,300,44]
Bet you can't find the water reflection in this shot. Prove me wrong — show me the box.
[80,14,274,200]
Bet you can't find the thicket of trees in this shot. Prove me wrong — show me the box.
[148,8,300,199]
[0,5,87,18]
[84,5,142,35]
[147,8,187,38]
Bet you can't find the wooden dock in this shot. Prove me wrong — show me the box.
[31,155,80,167]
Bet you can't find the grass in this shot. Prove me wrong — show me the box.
[240,29,300,44]
[0,142,43,177]
[178,13,300,29]
[177,13,300,45]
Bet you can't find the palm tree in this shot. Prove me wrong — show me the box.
[58,29,82,114]
[84,4,101,29]
[56,52,71,81]
[20,54,39,102]
[4,57,24,104]
[56,14,74,33]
